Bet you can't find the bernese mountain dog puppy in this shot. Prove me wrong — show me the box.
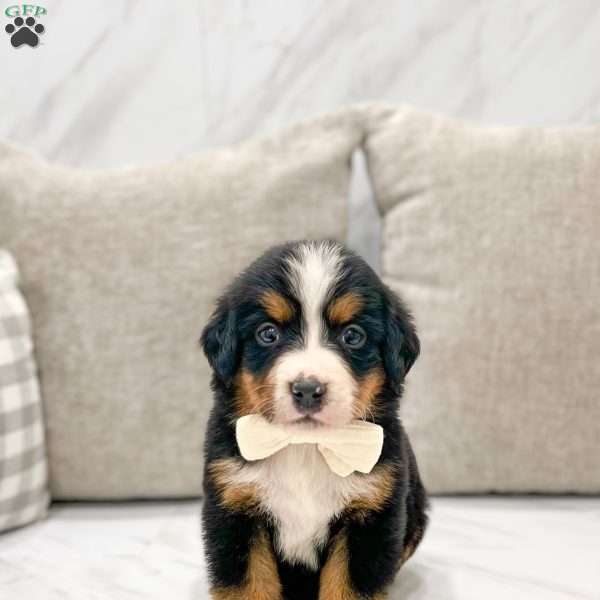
[201,240,428,600]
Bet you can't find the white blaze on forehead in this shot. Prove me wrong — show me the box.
[270,241,357,426]
[285,241,344,345]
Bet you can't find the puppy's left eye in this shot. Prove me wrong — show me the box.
[340,324,366,349]
[255,322,281,347]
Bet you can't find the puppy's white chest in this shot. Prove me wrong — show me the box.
[243,445,355,569]
[263,445,345,568]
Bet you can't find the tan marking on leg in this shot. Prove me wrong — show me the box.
[208,458,261,514]
[327,292,363,325]
[400,523,425,566]
[400,543,416,566]
[345,463,397,522]
[320,531,391,599]
[319,531,360,600]
[353,368,385,420]
[235,369,275,418]
[261,290,294,323]
[211,528,282,600]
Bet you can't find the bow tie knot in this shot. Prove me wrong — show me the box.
[235,414,384,477]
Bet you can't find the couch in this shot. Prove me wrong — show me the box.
[1,105,599,599]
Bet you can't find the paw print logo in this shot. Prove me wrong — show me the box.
[5,16,45,48]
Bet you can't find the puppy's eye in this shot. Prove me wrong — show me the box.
[255,322,280,347]
[340,324,366,349]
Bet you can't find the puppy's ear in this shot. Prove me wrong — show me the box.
[382,289,420,394]
[200,301,240,387]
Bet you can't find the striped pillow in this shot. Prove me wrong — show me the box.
[0,250,49,531]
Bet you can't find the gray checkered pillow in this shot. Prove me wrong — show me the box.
[0,250,49,531]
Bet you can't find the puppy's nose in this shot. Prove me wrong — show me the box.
[291,377,327,414]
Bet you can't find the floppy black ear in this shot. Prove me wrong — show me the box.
[200,301,240,387]
[382,290,420,394]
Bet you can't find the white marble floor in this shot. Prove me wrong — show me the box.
[1,497,599,600]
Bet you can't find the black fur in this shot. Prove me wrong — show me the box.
[200,241,428,599]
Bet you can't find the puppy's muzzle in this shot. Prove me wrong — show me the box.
[290,377,327,415]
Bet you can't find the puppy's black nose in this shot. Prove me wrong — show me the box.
[291,377,327,414]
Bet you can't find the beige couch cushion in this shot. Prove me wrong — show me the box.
[364,105,600,493]
[0,109,364,499]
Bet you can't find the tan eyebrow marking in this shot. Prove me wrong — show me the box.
[260,290,295,323]
[327,292,364,325]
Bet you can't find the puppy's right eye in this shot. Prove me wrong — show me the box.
[255,322,280,347]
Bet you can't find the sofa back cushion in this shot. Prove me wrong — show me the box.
[364,105,600,493]
[0,109,363,498]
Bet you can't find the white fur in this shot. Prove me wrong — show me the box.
[227,444,382,569]
[271,241,357,426]
[285,240,343,351]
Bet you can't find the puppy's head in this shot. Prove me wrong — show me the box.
[201,241,419,426]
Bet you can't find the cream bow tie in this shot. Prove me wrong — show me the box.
[235,414,384,477]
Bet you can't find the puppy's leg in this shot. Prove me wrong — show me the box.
[319,477,406,600]
[319,527,396,600]
[203,498,281,599]
[203,460,282,600]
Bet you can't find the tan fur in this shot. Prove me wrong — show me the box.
[353,368,385,420]
[211,528,282,600]
[235,369,274,418]
[320,530,390,599]
[327,292,363,325]
[400,543,416,566]
[208,458,262,514]
[400,524,426,566]
[319,531,359,600]
[261,290,294,323]
[345,463,397,522]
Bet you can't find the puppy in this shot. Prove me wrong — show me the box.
[201,240,428,600]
